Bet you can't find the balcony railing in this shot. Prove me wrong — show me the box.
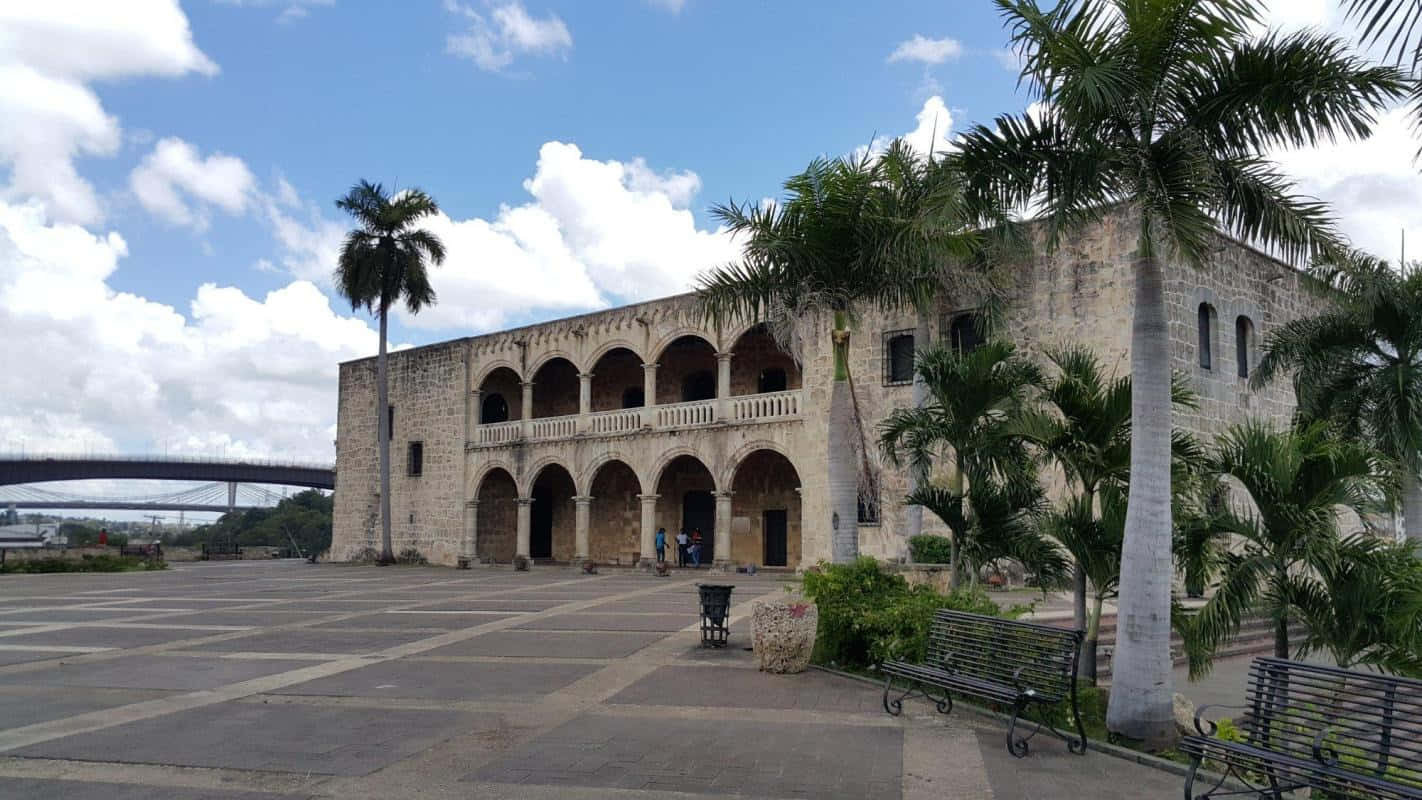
[473,390,803,446]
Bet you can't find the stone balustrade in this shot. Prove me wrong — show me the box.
[472,389,804,446]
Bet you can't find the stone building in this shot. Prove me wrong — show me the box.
[331,211,1326,569]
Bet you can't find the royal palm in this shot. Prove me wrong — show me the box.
[335,181,446,565]
[960,0,1403,745]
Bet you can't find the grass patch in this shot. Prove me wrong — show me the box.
[1,554,167,574]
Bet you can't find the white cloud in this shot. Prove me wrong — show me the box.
[888,35,963,66]
[645,0,686,11]
[857,95,957,161]
[445,1,572,73]
[214,0,336,24]
[0,2,216,225]
[129,138,258,230]
[0,198,378,461]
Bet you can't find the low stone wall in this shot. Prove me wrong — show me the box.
[1,546,202,563]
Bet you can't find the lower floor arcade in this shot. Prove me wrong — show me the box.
[467,447,802,568]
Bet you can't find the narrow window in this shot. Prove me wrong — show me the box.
[884,331,915,385]
[1198,303,1214,370]
[387,405,395,440]
[480,393,509,424]
[949,313,984,354]
[758,368,788,393]
[407,441,423,476]
[1236,316,1253,379]
[621,387,645,408]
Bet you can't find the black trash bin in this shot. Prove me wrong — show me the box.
[697,584,734,648]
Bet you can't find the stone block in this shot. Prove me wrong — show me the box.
[751,596,817,674]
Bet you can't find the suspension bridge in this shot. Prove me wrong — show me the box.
[0,454,335,514]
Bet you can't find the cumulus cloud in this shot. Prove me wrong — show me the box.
[271,142,736,332]
[129,138,258,230]
[857,95,957,161]
[0,199,378,461]
[888,34,963,65]
[445,0,572,73]
[0,2,216,225]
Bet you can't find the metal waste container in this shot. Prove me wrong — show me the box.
[697,584,734,648]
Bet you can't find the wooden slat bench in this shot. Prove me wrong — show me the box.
[878,608,1087,757]
[1181,657,1422,799]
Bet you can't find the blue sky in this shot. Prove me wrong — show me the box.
[1,0,1418,472]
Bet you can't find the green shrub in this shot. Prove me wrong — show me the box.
[800,556,1006,669]
[908,534,953,564]
[1,555,166,574]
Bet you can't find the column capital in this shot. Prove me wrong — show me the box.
[641,362,658,371]
[517,496,535,506]
[578,372,594,380]
[715,351,734,362]
[521,380,536,388]
[572,495,594,505]
[715,490,734,499]
[637,493,660,503]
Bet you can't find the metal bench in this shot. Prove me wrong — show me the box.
[878,608,1087,757]
[201,541,243,560]
[1182,657,1422,799]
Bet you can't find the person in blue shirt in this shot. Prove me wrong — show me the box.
[654,527,667,564]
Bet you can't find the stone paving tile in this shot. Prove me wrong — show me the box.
[0,609,155,623]
[515,613,696,633]
[0,686,173,729]
[0,654,320,691]
[0,649,73,666]
[0,626,227,650]
[311,611,520,630]
[608,665,885,714]
[12,701,489,776]
[274,658,599,700]
[0,778,306,799]
[133,611,335,627]
[416,598,565,613]
[93,598,280,609]
[183,628,429,655]
[419,630,668,659]
[465,712,902,798]
[974,728,1183,799]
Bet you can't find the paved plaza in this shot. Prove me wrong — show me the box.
[0,561,1184,798]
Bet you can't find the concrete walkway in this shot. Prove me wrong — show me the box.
[0,561,1186,798]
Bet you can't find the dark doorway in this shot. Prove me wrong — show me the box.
[481,393,509,424]
[530,486,554,559]
[763,509,787,567]
[758,368,788,393]
[682,490,715,562]
[622,387,645,408]
[682,370,716,402]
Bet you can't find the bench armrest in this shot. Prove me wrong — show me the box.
[1312,721,1387,768]
[1192,704,1248,737]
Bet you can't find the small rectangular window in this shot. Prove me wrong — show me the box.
[387,405,395,441]
[883,329,915,385]
[407,441,423,476]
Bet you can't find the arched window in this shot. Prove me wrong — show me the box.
[480,393,509,424]
[682,370,716,402]
[758,368,788,393]
[1198,303,1215,370]
[949,313,984,354]
[621,386,645,409]
[1236,316,1254,379]
[884,332,915,385]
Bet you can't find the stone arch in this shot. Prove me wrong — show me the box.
[522,455,578,496]
[722,439,796,489]
[579,451,646,495]
[469,458,517,497]
[529,356,579,418]
[727,447,803,568]
[729,323,801,396]
[649,329,717,363]
[587,338,645,367]
[653,451,720,564]
[473,359,522,388]
[653,334,718,404]
[589,346,646,412]
[528,349,582,376]
[527,461,577,561]
[650,447,720,494]
[585,457,644,564]
[476,365,523,423]
[474,465,518,563]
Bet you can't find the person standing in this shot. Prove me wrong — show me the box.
[675,528,689,568]
[690,528,704,568]
[654,527,667,564]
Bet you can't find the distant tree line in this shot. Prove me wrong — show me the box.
[173,490,332,557]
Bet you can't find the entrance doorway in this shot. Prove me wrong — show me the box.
[682,490,715,562]
[763,509,788,566]
[530,485,554,559]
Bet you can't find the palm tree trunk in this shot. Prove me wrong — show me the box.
[947,462,965,590]
[1403,467,1422,545]
[376,308,394,565]
[1083,592,1104,685]
[1073,488,1092,634]
[827,311,859,563]
[902,312,931,557]
[1105,246,1177,748]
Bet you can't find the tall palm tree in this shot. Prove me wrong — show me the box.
[959,0,1404,745]
[880,340,1044,587]
[1185,420,1388,677]
[698,140,1000,562]
[1253,250,1422,543]
[335,181,446,565]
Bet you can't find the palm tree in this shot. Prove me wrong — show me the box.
[698,140,1000,562]
[880,340,1044,587]
[1253,250,1422,543]
[1184,420,1388,677]
[1041,483,1126,685]
[334,181,446,565]
[960,0,1405,745]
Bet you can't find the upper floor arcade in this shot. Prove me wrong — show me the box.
[469,310,806,447]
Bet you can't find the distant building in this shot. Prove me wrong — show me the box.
[331,210,1327,569]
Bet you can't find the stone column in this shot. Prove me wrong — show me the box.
[638,493,659,568]
[520,381,534,439]
[467,389,482,439]
[715,351,733,422]
[516,497,533,560]
[641,362,658,428]
[460,500,480,567]
[577,372,593,433]
[713,490,733,570]
[573,495,592,564]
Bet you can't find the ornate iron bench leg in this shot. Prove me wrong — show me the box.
[1006,698,1032,758]
[882,674,919,716]
[1066,692,1088,754]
